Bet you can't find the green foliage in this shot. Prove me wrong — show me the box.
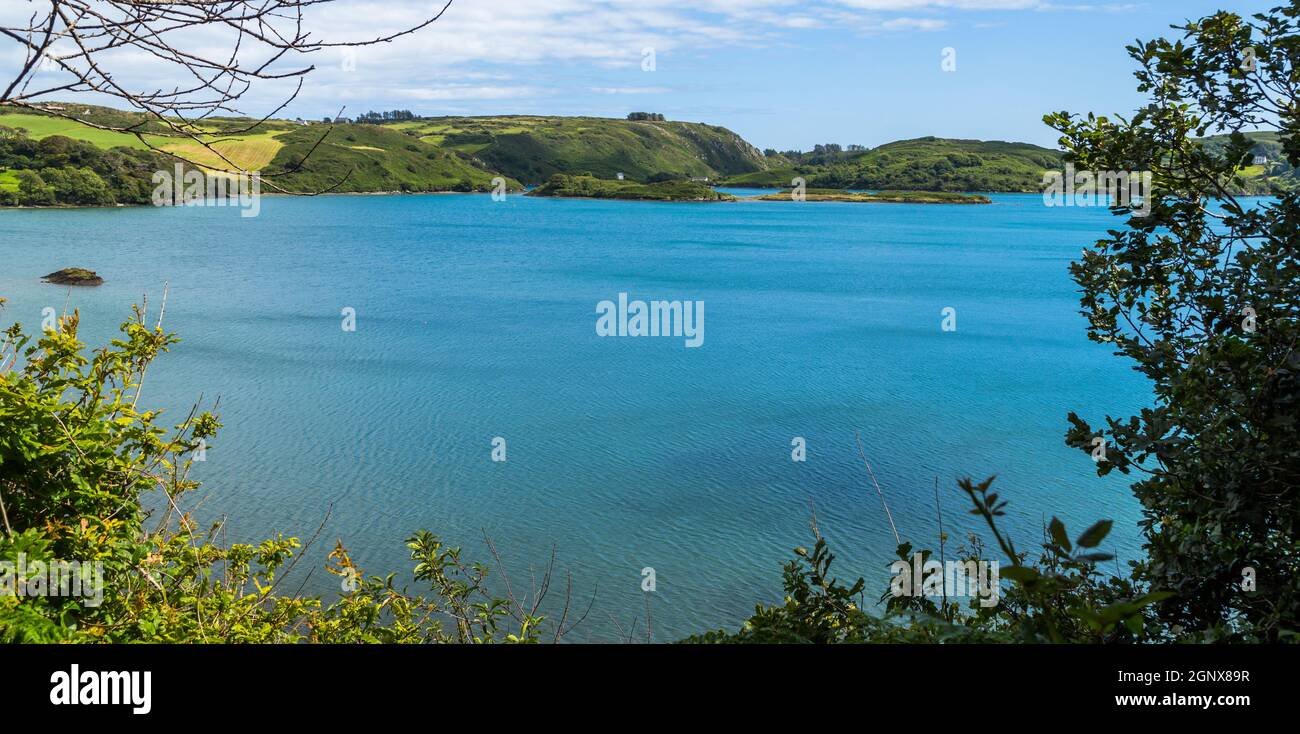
[0,128,176,206]
[1199,131,1298,191]
[1046,2,1300,642]
[0,305,557,643]
[684,477,1166,644]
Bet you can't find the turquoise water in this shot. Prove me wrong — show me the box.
[0,192,1151,640]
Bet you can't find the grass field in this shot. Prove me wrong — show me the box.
[0,112,151,149]
[157,132,285,171]
[0,112,285,171]
[0,169,19,193]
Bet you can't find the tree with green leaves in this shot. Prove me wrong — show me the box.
[698,2,1298,645]
[1049,1,1300,642]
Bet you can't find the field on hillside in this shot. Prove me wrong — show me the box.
[0,112,151,149]
[264,123,520,193]
[157,132,286,172]
[0,112,287,171]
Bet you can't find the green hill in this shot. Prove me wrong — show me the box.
[720,137,1064,192]
[0,107,297,168]
[841,137,1063,192]
[386,116,773,185]
[0,107,520,199]
[38,104,1282,201]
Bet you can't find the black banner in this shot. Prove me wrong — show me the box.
[2,643,1289,719]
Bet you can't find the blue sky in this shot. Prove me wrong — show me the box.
[279,0,1273,150]
[4,0,1278,150]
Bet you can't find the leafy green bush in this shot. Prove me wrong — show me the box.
[0,306,563,643]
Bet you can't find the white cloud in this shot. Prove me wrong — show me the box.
[0,0,1140,116]
[880,17,949,31]
[591,86,673,95]
[392,85,542,101]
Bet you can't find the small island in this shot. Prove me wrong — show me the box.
[43,268,104,286]
[751,188,991,204]
[526,174,735,202]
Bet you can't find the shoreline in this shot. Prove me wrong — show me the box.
[3,189,1276,212]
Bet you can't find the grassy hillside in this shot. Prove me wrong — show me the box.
[266,124,518,193]
[0,108,294,172]
[387,116,773,185]
[37,104,1287,200]
[0,112,153,149]
[527,173,734,201]
[0,107,520,197]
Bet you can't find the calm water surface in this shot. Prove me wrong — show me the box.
[0,192,1151,640]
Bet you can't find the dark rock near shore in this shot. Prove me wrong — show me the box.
[43,268,104,286]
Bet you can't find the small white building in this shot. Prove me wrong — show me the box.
[616,172,625,180]
[1253,154,1270,166]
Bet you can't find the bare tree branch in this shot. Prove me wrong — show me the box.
[0,0,455,192]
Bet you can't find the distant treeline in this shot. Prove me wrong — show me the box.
[766,143,868,165]
[351,109,418,124]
